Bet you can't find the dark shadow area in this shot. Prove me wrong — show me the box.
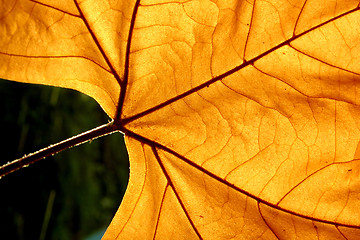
[0,79,129,240]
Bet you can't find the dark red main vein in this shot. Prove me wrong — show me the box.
[115,0,142,122]
[122,6,360,125]
[122,127,360,229]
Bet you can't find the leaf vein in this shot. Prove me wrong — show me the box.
[152,184,169,240]
[123,128,360,229]
[116,0,142,121]
[151,146,203,239]
[257,202,281,240]
[73,0,123,92]
[122,6,360,124]
[30,0,80,18]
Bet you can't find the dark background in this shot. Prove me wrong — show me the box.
[0,79,129,240]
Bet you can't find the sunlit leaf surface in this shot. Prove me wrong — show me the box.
[1,0,360,239]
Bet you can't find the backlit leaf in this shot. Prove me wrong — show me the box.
[1,0,360,239]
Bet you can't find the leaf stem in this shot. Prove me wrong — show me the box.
[0,121,120,178]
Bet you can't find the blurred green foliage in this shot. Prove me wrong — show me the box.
[0,79,129,240]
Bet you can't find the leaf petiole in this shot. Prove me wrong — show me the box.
[0,121,121,178]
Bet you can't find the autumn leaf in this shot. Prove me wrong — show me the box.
[1,0,360,239]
